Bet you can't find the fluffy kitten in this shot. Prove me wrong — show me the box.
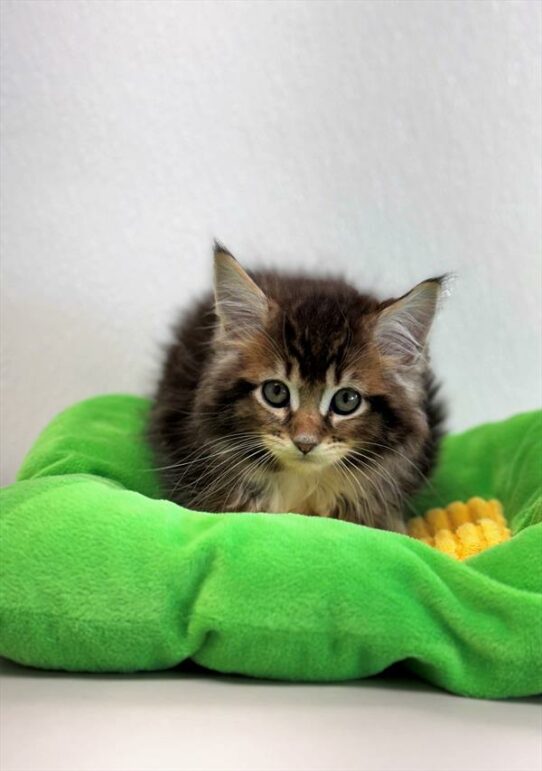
[148,244,445,531]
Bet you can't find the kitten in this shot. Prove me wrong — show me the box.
[148,244,445,531]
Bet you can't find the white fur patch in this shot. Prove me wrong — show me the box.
[257,464,358,517]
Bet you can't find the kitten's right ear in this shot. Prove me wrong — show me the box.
[213,243,269,334]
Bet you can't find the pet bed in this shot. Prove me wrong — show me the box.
[1,395,540,698]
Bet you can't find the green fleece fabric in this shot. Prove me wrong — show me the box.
[1,396,541,698]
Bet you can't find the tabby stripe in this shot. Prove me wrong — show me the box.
[365,395,400,430]
[219,378,257,405]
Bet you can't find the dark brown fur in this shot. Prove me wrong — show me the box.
[148,257,445,529]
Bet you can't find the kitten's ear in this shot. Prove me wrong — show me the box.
[373,277,444,366]
[213,243,269,334]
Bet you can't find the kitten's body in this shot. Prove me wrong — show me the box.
[148,249,445,531]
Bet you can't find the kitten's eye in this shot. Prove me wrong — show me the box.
[262,380,290,408]
[330,388,362,416]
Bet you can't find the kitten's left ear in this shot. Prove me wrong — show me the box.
[213,243,269,334]
[373,277,444,366]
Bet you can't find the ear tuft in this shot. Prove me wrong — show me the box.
[213,239,233,258]
[213,244,268,334]
[374,277,445,366]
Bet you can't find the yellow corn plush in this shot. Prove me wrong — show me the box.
[408,497,511,560]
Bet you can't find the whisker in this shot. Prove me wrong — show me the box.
[361,440,430,474]
[349,458,395,528]
[353,440,438,494]
[189,445,270,510]
[344,451,418,521]
[222,451,273,511]
[144,432,265,472]
[335,460,374,527]
[169,439,264,497]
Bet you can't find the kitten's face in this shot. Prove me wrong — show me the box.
[201,247,443,486]
[237,351,388,475]
[255,368,365,472]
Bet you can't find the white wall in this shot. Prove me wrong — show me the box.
[1,0,540,485]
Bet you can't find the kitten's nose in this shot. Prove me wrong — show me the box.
[293,436,318,455]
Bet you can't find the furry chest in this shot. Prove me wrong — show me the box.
[258,469,347,517]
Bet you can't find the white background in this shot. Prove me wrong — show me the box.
[1,0,541,485]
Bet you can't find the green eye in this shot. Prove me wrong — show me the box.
[262,380,290,408]
[330,388,362,416]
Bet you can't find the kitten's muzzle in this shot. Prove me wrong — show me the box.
[293,436,318,455]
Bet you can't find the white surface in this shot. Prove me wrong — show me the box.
[1,659,541,771]
[1,0,541,484]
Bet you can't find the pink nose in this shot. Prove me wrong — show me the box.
[294,437,318,455]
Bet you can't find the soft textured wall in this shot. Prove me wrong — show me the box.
[1,0,540,485]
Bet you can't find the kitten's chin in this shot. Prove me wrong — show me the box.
[280,459,320,474]
[275,453,338,474]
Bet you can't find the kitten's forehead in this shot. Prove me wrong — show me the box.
[282,302,355,383]
[284,358,343,391]
[242,292,385,391]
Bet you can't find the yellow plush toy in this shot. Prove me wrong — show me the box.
[408,497,511,560]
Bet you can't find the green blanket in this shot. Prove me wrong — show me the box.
[1,396,541,698]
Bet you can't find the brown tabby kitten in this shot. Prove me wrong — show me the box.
[148,244,445,531]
